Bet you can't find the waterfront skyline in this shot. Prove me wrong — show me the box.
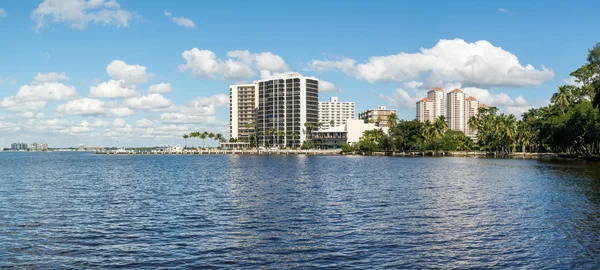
[1,0,599,147]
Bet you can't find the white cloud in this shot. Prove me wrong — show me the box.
[0,9,7,18]
[563,76,584,87]
[89,79,139,98]
[106,60,152,85]
[378,88,419,109]
[160,113,223,125]
[172,16,196,29]
[308,38,554,88]
[112,118,126,127]
[163,10,171,17]
[179,48,290,81]
[148,83,172,94]
[56,98,105,116]
[497,8,517,14]
[125,94,172,111]
[31,0,135,31]
[105,107,135,117]
[136,118,155,128]
[33,72,69,83]
[319,80,342,92]
[0,74,77,113]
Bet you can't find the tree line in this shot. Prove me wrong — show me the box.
[182,132,225,148]
[345,42,600,156]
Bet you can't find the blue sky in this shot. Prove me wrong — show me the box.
[0,0,598,147]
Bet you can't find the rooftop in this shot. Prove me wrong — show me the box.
[465,96,477,101]
[428,87,443,92]
[480,104,489,108]
[449,88,463,93]
[418,97,432,102]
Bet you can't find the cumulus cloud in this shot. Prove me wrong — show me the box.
[172,16,196,29]
[112,118,126,127]
[106,60,152,85]
[0,73,77,113]
[319,80,342,92]
[308,38,554,88]
[31,0,135,31]
[89,79,139,98]
[179,49,290,81]
[163,9,196,29]
[148,83,172,94]
[125,94,172,111]
[55,97,135,117]
[32,72,69,83]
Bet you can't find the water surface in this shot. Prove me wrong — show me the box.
[1,152,599,268]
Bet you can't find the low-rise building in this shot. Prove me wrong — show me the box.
[358,106,397,128]
[312,119,388,149]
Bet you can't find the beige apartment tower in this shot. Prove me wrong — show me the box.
[416,97,434,123]
[427,87,445,121]
[464,96,479,137]
[446,88,465,132]
[229,84,258,142]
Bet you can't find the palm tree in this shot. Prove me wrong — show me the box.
[304,123,314,140]
[215,133,223,147]
[208,132,215,147]
[376,116,383,126]
[387,113,398,128]
[433,116,448,140]
[291,132,298,148]
[551,85,573,114]
[278,131,286,146]
[190,132,199,148]
[317,122,324,130]
[200,132,207,148]
[422,121,434,147]
[329,120,335,127]
[183,134,189,148]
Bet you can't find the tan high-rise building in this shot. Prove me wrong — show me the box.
[447,88,465,132]
[416,97,434,123]
[427,87,445,121]
[464,96,479,137]
[230,84,259,142]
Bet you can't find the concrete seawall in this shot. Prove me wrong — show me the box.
[95,149,342,155]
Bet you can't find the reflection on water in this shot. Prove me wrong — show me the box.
[1,152,599,268]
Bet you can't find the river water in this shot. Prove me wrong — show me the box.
[1,152,599,268]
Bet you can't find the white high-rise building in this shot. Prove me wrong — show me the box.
[255,73,319,147]
[427,87,445,121]
[447,88,465,132]
[416,97,434,123]
[230,84,259,142]
[318,97,355,129]
[464,96,479,137]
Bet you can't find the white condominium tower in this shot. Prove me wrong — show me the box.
[416,97,434,123]
[318,97,355,129]
[230,84,259,142]
[447,88,465,132]
[256,73,319,147]
[464,96,479,137]
[427,87,445,121]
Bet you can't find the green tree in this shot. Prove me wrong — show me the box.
[329,120,335,127]
[183,134,189,148]
[387,112,398,128]
[551,85,574,114]
[200,132,207,148]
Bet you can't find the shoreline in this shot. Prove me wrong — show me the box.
[92,149,600,161]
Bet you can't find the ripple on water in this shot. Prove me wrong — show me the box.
[1,153,600,268]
